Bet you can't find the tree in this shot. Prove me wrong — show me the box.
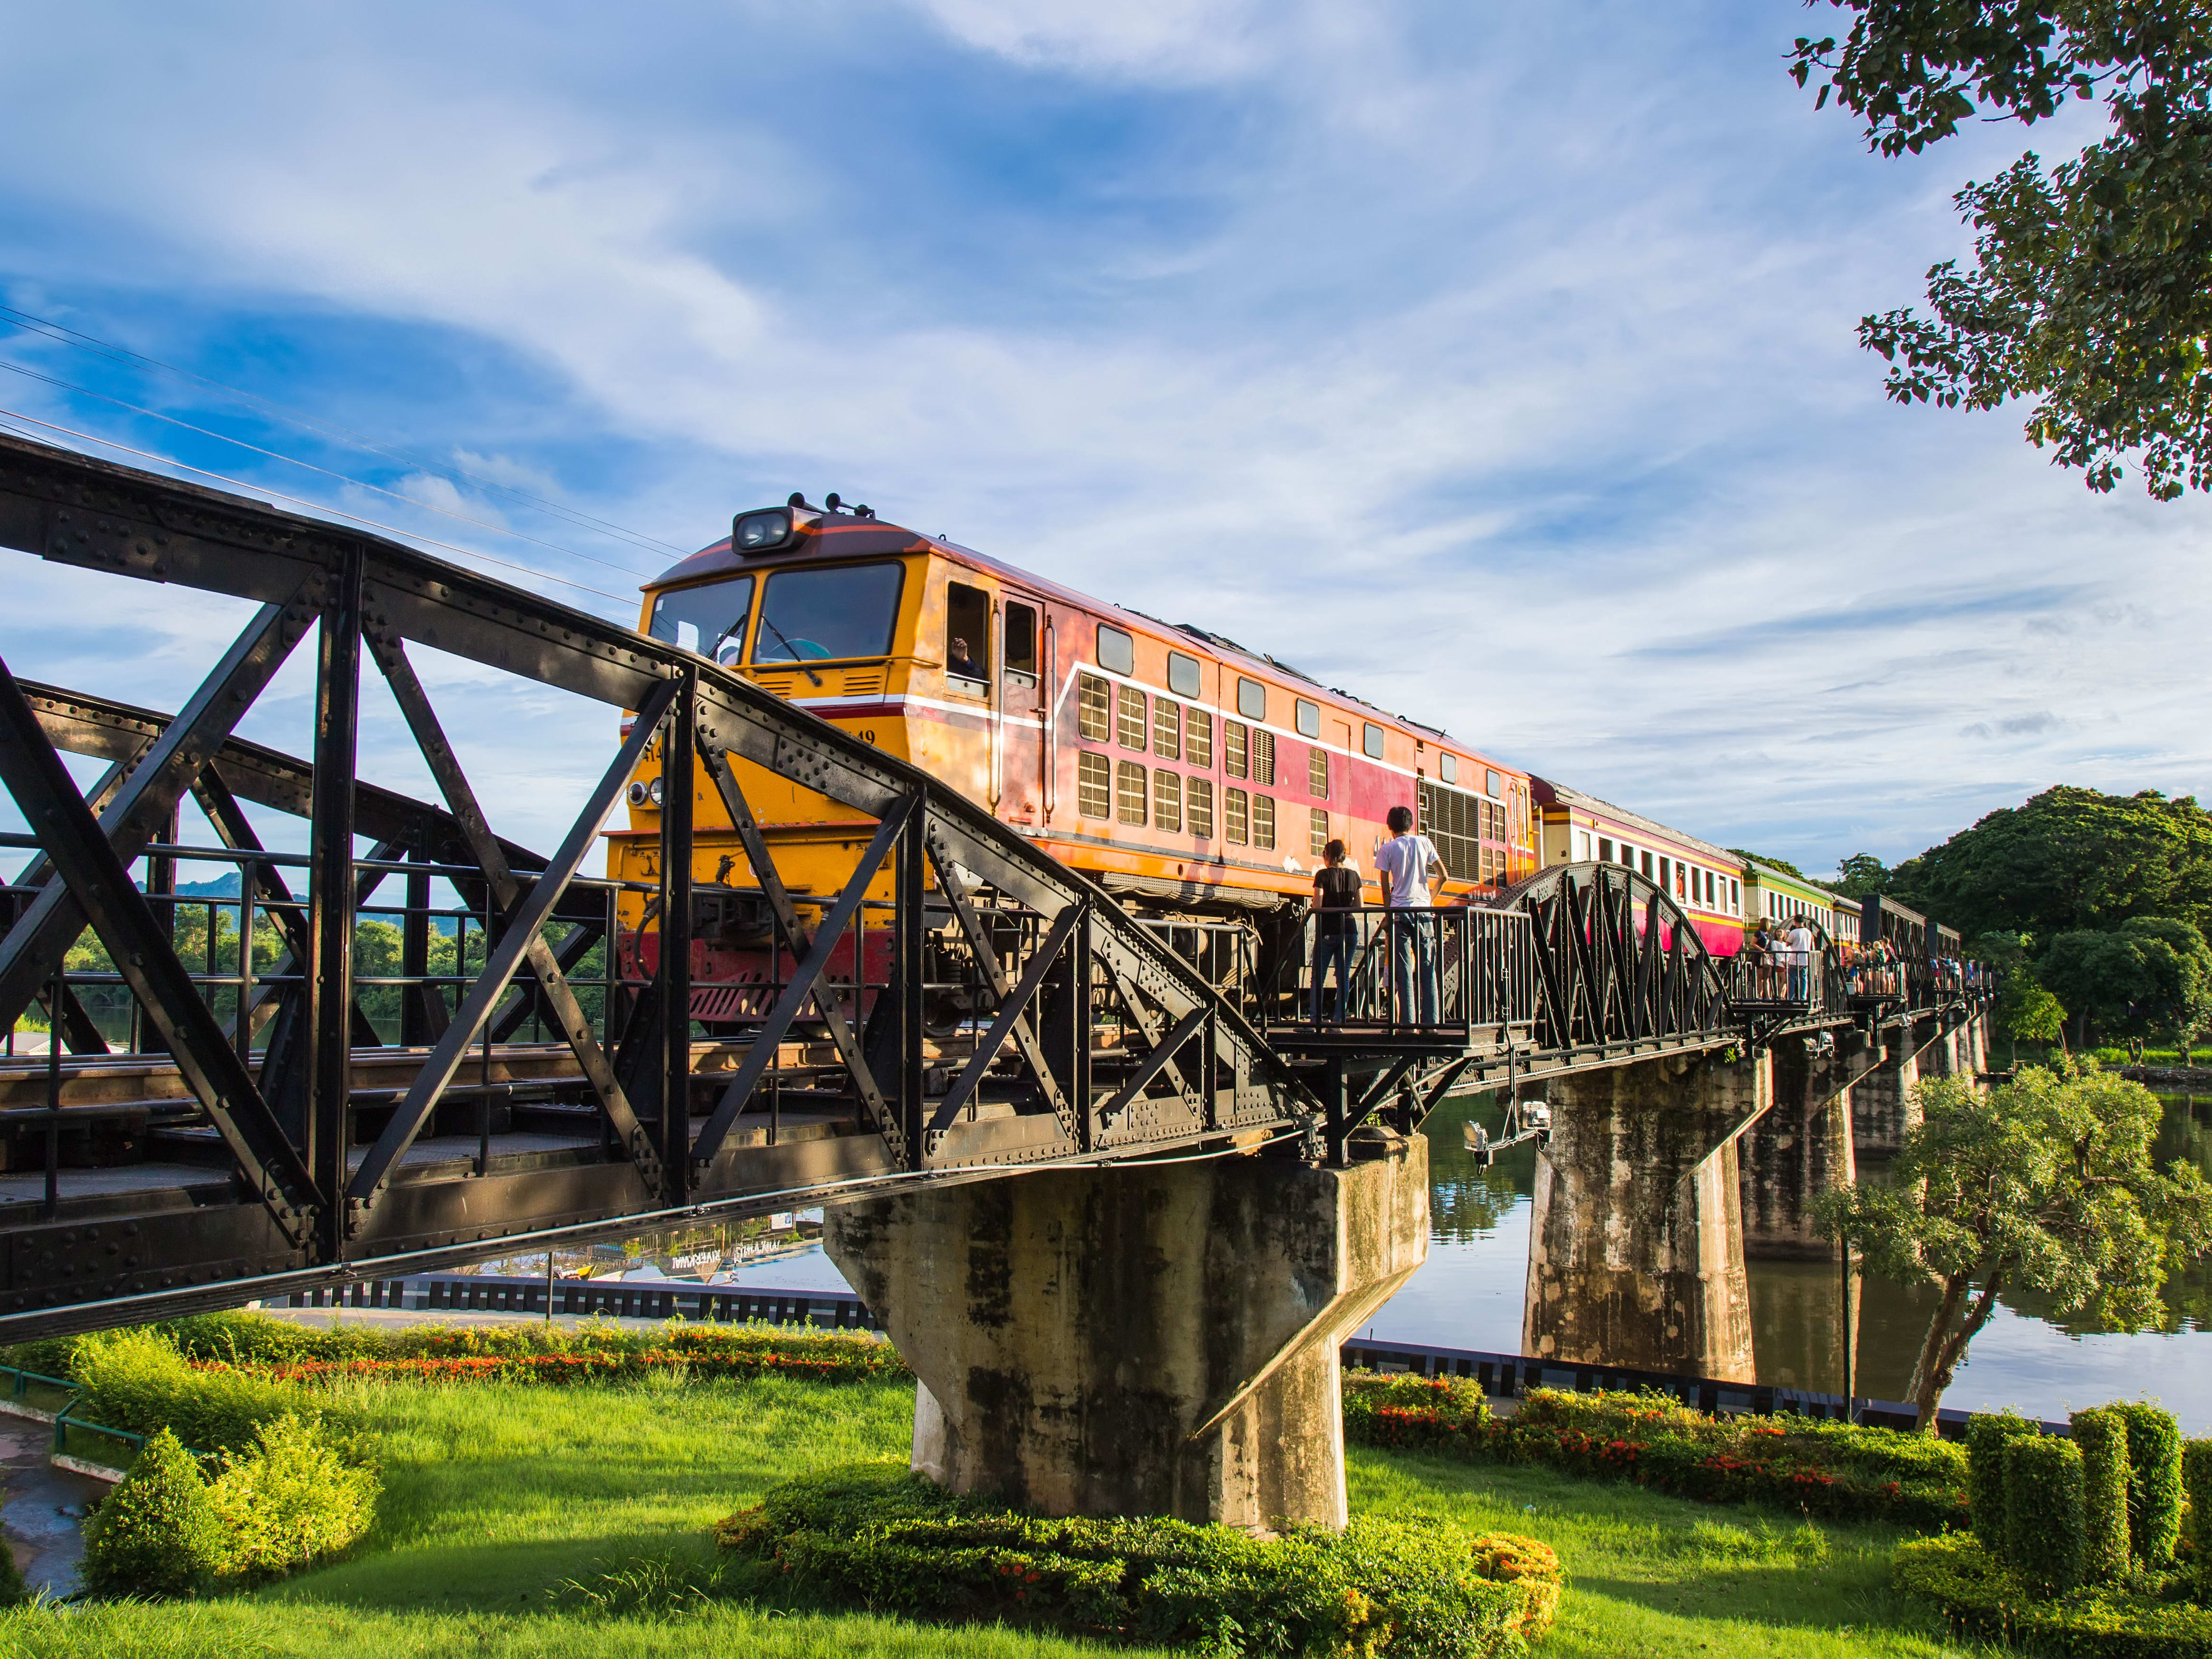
[1831,853,1890,900]
[1885,787,2212,944]
[1815,1065,2212,1430]
[1998,975,2069,1064]
[1793,2,2212,497]
[2040,916,2212,1057]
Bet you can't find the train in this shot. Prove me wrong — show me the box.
[607,494,1855,1019]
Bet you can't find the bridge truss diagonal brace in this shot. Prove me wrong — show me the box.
[0,589,317,1033]
[0,654,320,1243]
[688,794,918,1173]
[927,901,1081,1139]
[926,841,1074,1130]
[346,679,679,1215]
[692,720,893,1142]
[364,626,655,1177]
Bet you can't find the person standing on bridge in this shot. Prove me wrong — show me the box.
[1308,839,1362,1025]
[1786,916,1814,1002]
[1374,805,1447,1027]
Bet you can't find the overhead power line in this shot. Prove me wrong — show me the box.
[0,303,693,560]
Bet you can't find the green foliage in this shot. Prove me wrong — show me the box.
[0,1491,28,1608]
[2004,1435,2086,1596]
[1792,5,2212,499]
[1965,1411,2041,1551]
[2113,1402,2184,1567]
[1895,1531,2212,1657]
[80,1428,225,1600]
[2185,1439,2212,1599]
[1342,1378,1971,1531]
[2072,1408,2131,1584]
[206,1412,379,1584]
[2041,918,2212,1057]
[1883,787,2212,949]
[1999,974,2069,1050]
[717,1463,1556,1658]
[1829,852,1889,900]
[1813,1063,2212,1427]
[70,1327,326,1452]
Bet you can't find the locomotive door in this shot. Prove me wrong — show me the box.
[999,597,1047,825]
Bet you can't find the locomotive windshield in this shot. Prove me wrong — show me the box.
[648,575,754,666]
[752,562,904,663]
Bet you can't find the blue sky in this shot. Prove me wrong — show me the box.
[0,0,2202,877]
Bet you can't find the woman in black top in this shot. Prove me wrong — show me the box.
[1310,840,1363,1024]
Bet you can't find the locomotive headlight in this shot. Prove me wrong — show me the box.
[734,508,792,552]
[648,777,665,806]
[626,781,649,807]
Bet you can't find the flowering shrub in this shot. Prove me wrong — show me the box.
[715,1462,1560,1658]
[1343,1377,1970,1531]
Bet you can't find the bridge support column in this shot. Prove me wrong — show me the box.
[1523,1050,1759,1382]
[824,1136,1428,1531]
[1738,1037,1855,1259]
[1851,1034,1920,1161]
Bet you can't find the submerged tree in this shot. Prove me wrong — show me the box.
[1815,1065,2212,1430]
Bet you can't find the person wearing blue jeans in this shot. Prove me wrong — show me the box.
[1308,838,1362,1023]
[1373,804,1450,1027]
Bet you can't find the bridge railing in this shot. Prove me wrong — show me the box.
[1261,905,1537,1044]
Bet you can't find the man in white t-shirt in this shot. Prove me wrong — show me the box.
[1785,919,1814,1002]
[1374,805,1449,1025]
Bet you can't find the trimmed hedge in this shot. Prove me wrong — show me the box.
[2114,1403,2183,1568]
[2005,1436,2086,1596]
[1343,1375,1969,1530]
[1895,1532,2212,1659]
[715,1462,1560,1658]
[2186,1440,2212,1601]
[80,1429,226,1599]
[1966,1410,2041,1553]
[206,1413,379,1585]
[2072,1408,2130,1585]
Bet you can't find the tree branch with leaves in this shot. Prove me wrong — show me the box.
[1794,1,2212,496]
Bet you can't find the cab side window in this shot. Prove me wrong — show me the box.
[947,582,990,689]
[1004,602,1038,685]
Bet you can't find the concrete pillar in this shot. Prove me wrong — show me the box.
[1523,1050,1760,1382]
[1739,1037,1856,1259]
[1852,1035,1920,1161]
[823,1137,1429,1531]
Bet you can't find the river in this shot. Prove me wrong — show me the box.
[685,1086,2212,1433]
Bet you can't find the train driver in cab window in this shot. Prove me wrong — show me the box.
[948,636,984,681]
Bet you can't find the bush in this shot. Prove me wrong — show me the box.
[0,1496,29,1608]
[2005,1435,2086,1596]
[2185,1440,2212,1600]
[1966,1411,2041,1554]
[206,1413,379,1584]
[715,1463,1558,1658]
[2114,1403,2183,1567]
[80,1429,225,1600]
[1343,1378,1970,1531]
[71,1329,321,1453]
[2073,1407,2131,1583]
[1896,1532,2212,1658]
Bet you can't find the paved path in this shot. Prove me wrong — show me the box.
[0,1423,104,1598]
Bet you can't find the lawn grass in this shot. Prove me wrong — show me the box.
[0,1368,2001,1657]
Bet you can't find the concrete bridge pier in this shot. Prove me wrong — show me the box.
[1738,1036,1856,1259]
[1523,1049,1762,1382]
[823,1136,1429,1532]
[1851,1033,1921,1161]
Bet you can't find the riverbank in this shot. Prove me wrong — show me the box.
[0,1360,1991,1658]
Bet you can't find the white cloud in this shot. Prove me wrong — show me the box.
[0,0,2202,873]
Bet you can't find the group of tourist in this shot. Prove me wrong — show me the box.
[1306,806,1450,1028]
[1740,916,1817,1001]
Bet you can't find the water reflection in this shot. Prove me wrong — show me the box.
[1366,1088,2212,1432]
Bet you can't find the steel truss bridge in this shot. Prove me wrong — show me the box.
[0,434,1986,1341]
